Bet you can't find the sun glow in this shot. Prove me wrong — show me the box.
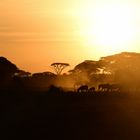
[76,2,138,54]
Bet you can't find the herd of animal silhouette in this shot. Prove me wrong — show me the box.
[77,83,121,93]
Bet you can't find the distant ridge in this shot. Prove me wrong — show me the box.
[0,56,19,78]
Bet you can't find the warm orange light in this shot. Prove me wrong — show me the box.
[76,2,138,54]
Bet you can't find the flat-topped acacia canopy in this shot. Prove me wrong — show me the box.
[51,63,70,75]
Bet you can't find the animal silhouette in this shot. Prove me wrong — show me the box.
[98,84,110,92]
[77,85,88,93]
[98,84,121,92]
[88,87,95,92]
[109,84,121,92]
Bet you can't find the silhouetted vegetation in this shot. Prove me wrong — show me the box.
[51,62,70,75]
[2,52,140,140]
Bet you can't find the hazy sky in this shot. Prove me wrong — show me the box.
[0,0,140,72]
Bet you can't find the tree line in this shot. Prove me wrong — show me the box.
[0,52,140,92]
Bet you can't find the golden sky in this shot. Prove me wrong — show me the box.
[0,0,140,72]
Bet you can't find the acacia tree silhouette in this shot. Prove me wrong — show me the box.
[51,63,70,75]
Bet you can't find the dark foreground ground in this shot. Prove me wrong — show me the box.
[1,90,140,140]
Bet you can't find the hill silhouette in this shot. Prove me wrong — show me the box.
[0,57,19,89]
[0,57,18,76]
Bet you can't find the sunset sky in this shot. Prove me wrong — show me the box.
[0,0,140,72]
